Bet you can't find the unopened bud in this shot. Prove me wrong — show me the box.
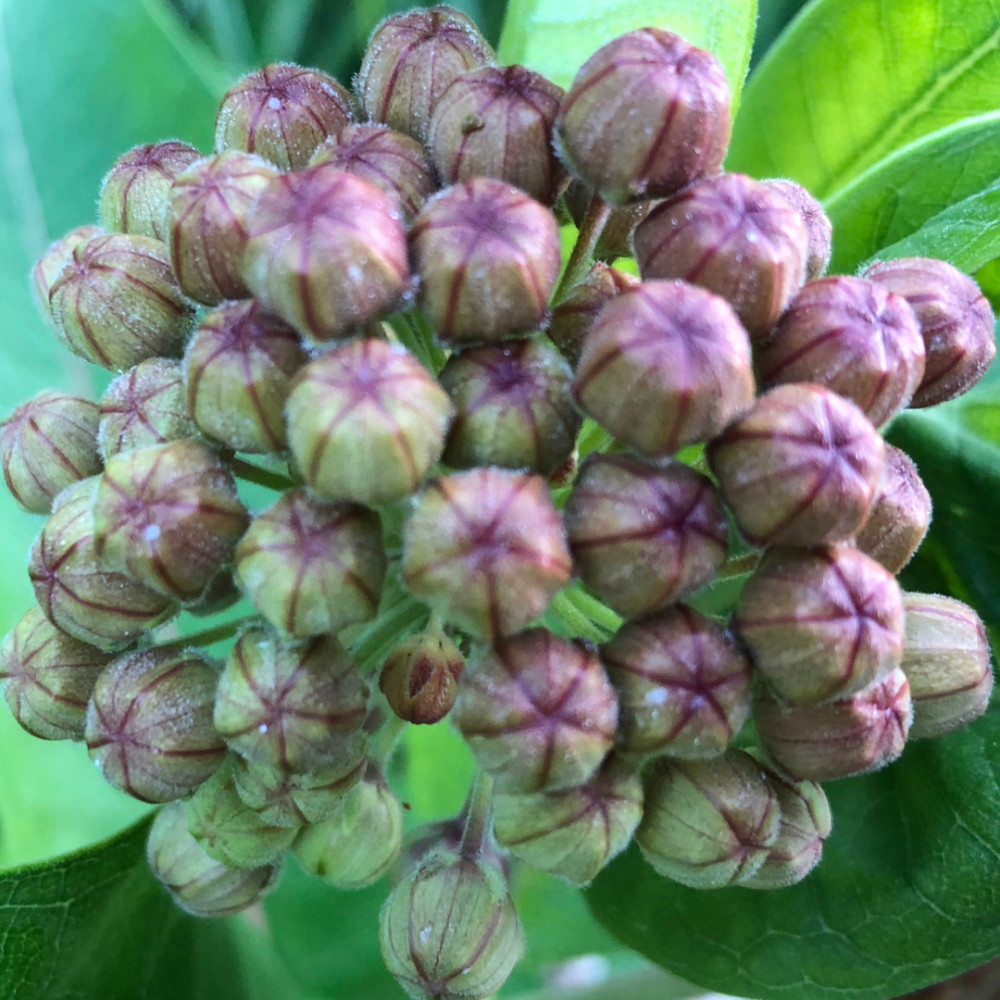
[379,621,466,725]
[32,226,103,327]
[761,179,833,281]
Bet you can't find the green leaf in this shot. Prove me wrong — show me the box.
[728,0,1000,200]
[497,0,757,100]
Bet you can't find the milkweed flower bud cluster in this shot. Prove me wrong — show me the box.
[2,7,995,998]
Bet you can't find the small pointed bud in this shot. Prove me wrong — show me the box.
[1,390,101,513]
[214,626,369,773]
[184,300,307,454]
[855,444,932,573]
[864,257,996,407]
[565,454,728,620]
[166,151,279,305]
[455,628,618,792]
[294,767,403,888]
[563,181,651,264]
[734,546,904,706]
[762,179,833,281]
[900,593,993,739]
[286,339,453,505]
[29,478,177,651]
[32,225,103,327]
[708,383,885,548]
[98,358,196,459]
[0,606,111,740]
[243,165,410,342]
[215,63,354,170]
[402,469,572,639]
[379,621,466,725]
[380,850,524,1000]
[429,65,565,204]
[754,668,912,781]
[439,337,581,475]
[147,801,282,917]
[92,439,249,602]
[574,280,755,458]
[634,173,809,337]
[47,234,194,371]
[757,277,926,427]
[99,141,201,240]
[602,605,751,759]
[85,646,226,802]
[235,487,387,636]
[492,755,643,885]
[410,178,561,344]
[358,6,496,142]
[555,28,730,205]
[635,749,781,888]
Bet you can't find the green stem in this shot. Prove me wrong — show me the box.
[548,586,620,641]
[554,193,613,303]
[230,457,298,492]
[370,714,407,765]
[717,553,760,579]
[154,616,257,652]
[351,595,429,673]
[460,770,495,860]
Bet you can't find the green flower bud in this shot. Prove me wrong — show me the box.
[286,339,453,505]
[1,389,101,513]
[184,300,306,454]
[85,646,225,802]
[901,593,993,739]
[492,755,643,885]
[379,621,466,725]
[762,179,833,281]
[402,469,572,639]
[635,749,780,889]
[147,801,282,917]
[380,850,523,1000]
[215,63,354,170]
[32,225,103,328]
[47,233,194,371]
[455,628,618,792]
[214,626,369,773]
[0,606,111,740]
[99,141,201,241]
[562,181,652,264]
[235,487,386,636]
[92,439,249,602]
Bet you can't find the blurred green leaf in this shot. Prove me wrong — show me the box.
[749,0,810,68]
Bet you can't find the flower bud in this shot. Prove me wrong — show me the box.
[855,444,932,573]
[602,605,751,759]
[554,28,730,205]
[565,454,728,620]
[379,620,465,725]
[235,487,386,636]
[409,178,561,344]
[753,668,912,781]
[184,300,306,454]
[380,850,523,1000]
[734,546,904,706]
[98,358,197,459]
[900,593,993,739]
[147,801,282,917]
[0,606,111,740]
[757,276,926,427]
[92,439,249,602]
[214,626,369,773]
[492,755,642,885]
[308,123,436,222]
[215,63,354,170]
[1,390,100,513]
[455,628,617,792]
[242,165,410,342]
[358,6,495,142]
[85,646,225,802]
[402,469,572,639]
[707,383,885,548]
[439,338,581,475]
[47,234,194,371]
[563,181,651,264]
[635,749,780,888]
[634,173,809,337]
[573,280,755,457]
[99,141,201,241]
[429,65,565,204]
[762,179,833,281]
[294,767,403,888]
[166,151,279,305]
[29,478,177,650]
[32,225,103,327]
[286,339,452,505]
[864,257,996,407]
